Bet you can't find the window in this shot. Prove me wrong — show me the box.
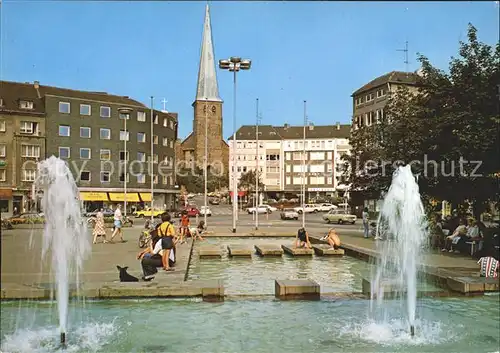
[137,152,146,162]
[153,175,158,184]
[266,154,279,161]
[23,169,36,181]
[137,132,146,143]
[310,176,325,185]
[310,152,324,160]
[169,140,174,148]
[162,137,168,146]
[153,154,158,163]
[0,144,5,157]
[20,121,36,134]
[119,173,129,182]
[0,120,5,132]
[266,166,279,173]
[137,112,146,122]
[285,176,291,184]
[327,151,333,159]
[59,102,70,114]
[59,125,70,136]
[327,163,333,172]
[285,152,291,160]
[0,169,5,182]
[20,100,34,110]
[153,135,158,144]
[0,98,3,107]
[100,106,111,118]
[163,118,168,127]
[162,175,168,184]
[154,115,158,124]
[100,171,110,182]
[137,174,146,184]
[80,148,91,159]
[293,152,302,160]
[21,145,40,158]
[58,147,70,159]
[80,127,91,138]
[286,164,291,172]
[293,165,306,173]
[100,149,111,160]
[293,177,302,185]
[321,141,325,149]
[80,104,91,115]
[80,171,91,182]
[120,130,129,141]
[119,112,130,120]
[327,177,333,185]
[119,151,129,161]
[310,164,324,173]
[100,128,111,140]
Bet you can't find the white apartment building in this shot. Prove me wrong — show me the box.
[228,126,283,199]
[228,123,351,201]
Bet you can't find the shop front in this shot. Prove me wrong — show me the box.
[0,188,12,213]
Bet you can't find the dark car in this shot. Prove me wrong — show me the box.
[85,208,114,218]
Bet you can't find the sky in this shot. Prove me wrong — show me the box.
[1,1,498,140]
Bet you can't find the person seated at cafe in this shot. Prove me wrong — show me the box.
[442,218,467,252]
[295,228,312,249]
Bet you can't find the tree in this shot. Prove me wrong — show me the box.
[346,24,499,217]
[238,170,264,192]
[176,166,229,194]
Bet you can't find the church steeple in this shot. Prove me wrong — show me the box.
[195,4,222,103]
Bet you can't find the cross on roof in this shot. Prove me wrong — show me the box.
[161,98,168,112]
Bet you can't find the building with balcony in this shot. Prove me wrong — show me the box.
[0,80,179,215]
[228,123,351,202]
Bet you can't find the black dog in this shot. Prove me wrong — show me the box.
[117,265,139,282]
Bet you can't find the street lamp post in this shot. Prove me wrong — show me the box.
[219,56,251,234]
[150,97,154,222]
[302,100,307,229]
[255,98,260,230]
[118,107,133,217]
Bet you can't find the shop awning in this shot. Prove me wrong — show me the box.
[80,192,109,201]
[108,193,140,202]
[139,193,152,202]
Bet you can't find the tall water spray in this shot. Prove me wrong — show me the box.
[370,165,427,335]
[35,156,91,345]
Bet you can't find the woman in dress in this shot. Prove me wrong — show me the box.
[92,209,108,244]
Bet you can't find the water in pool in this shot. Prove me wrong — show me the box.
[187,237,442,295]
[1,296,499,352]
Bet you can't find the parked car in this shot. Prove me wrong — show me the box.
[322,209,357,224]
[175,206,200,217]
[246,204,276,214]
[133,208,165,218]
[85,208,114,218]
[318,203,338,212]
[199,206,212,216]
[293,204,320,214]
[280,208,299,220]
[209,198,220,205]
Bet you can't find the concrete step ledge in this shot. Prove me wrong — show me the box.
[275,279,320,300]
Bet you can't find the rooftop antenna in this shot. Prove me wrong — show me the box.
[397,40,409,72]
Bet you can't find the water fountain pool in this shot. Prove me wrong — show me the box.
[1,161,499,352]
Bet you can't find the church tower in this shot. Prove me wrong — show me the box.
[192,4,225,173]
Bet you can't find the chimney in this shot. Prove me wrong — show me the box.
[284,123,289,129]
[308,124,314,131]
[336,122,340,130]
[33,81,41,98]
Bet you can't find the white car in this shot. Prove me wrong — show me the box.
[293,204,320,214]
[199,206,212,216]
[280,208,299,220]
[318,203,338,212]
[246,204,276,214]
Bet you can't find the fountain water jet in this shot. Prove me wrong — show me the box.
[36,156,91,346]
[370,165,427,336]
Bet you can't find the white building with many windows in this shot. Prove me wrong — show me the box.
[228,123,351,201]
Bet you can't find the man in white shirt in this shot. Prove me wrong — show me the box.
[110,204,124,242]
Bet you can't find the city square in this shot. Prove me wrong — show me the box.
[0,1,499,352]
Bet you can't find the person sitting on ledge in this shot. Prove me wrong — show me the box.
[325,228,341,249]
[295,228,312,249]
[137,234,164,281]
[193,220,206,241]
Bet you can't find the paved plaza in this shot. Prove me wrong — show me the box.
[0,211,486,297]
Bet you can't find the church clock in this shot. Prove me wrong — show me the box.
[203,104,217,115]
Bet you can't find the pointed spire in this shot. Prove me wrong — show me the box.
[195,4,222,102]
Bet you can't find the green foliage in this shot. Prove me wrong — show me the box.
[176,167,229,194]
[347,24,499,215]
[238,170,264,191]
